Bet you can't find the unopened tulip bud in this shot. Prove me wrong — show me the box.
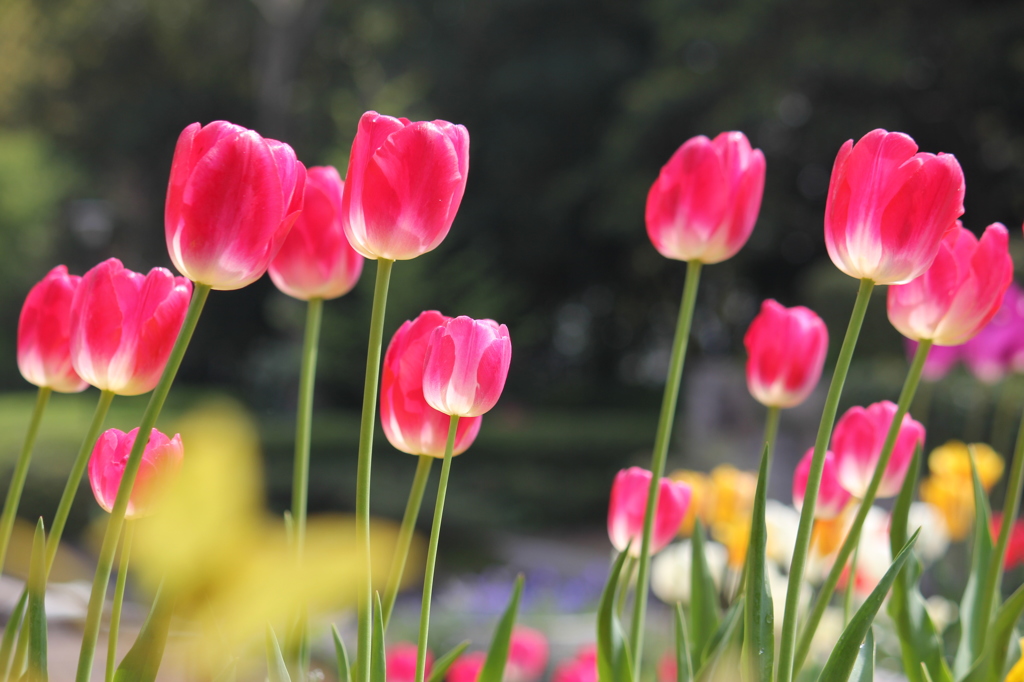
[422,316,511,418]
[17,266,88,393]
[608,467,692,557]
[744,300,828,408]
[832,401,925,499]
[88,427,183,519]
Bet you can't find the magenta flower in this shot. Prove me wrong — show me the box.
[832,401,925,499]
[793,447,851,519]
[507,626,550,682]
[17,266,88,393]
[962,282,1024,384]
[446,652,485,682]
[386,642,431,682]
[607,467,691,557]
[744,299,829,408]
[552,646,598,682]
[422,316,511,418]
[88,427,183,519]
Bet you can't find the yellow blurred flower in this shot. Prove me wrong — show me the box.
[668,469,709,536]
[1006,637,1024,682]
[714,519,751,569]
[707,465,756,530]
[920,474,976,541]
[928,440,1004,491]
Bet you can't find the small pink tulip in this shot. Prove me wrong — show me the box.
[70,259,192,396]
[793,447,851,520]
[744,299,829,408]
[824,129,965,285]
[887,222,1013,346]
[269,166,364,300]
[507,626,549,682]
[386,642,431,682]
[88,427,183,519]
[17,266,88,393]
[381,311,482,457]
[552,646,597,682]
[422,316,511,418]
[608,467,692,557]
[165,120,307,290]
[342,111,470,261]
[962,282,1024,384]
[646,131,766,264]
[832,401,925,499]
[446,652,485,682]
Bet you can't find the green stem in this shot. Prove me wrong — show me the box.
[617,555,636,619]
[776,277,874,682]
[105,521,134,682]
[47,389,116,575]
[629,260,703,679]
[0,387,51,576]
[292,297,323,556]
[75,282,211,682]
[843,542,859,625]
[356,258,394,682]
[791,336,931,675]
[414,416,459,682]
[763,405,781,477]
[382,454,434,632]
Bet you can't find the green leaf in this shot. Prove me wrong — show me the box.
[0,591,27,681]
[695,596,744,682]
[674,603,692,682]
[22,519,46,682]
[816,530,919,682]
[597,550,633,682]
[952,448,994,679]
[427,641,471,682]
[962,581,1024,682]
[265,626,292,682]
[112,583,175,682]
[478,574,525,682]
[848,627,874,682]
[332,625,352,682]
[690,522,721,671]
[371,593,386,682]
[742,444,774,682]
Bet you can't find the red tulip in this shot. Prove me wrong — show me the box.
[992,514,1024,570]
[268,166,364,300]
[552,646,597,682]
[446,652,485,682]
[887,222,1013,346]
[341,111,470,261]
[645,131,766,264]
[744,299,829,408]
[608,467,692,557]
[381,311,482,457]
[69,258,192,396]
[422,316,511,418]
[824,129,965,285]
[88,427,183,519]
[832,401,925,499]
[17,266,88,393]
[793,447,851,519]
[386,642,431,682]
[165,120,307,290]
[507,626,549,682]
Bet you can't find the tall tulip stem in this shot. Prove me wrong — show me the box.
[382,454,434,631]
[0,387,51,576]
[763,405,781,475]
[105,521,134,682]
[292,297,323,555]
[776,277,874,682]
[75,282,211,682]
[629,259,703,678]
[356,258,394,682]
[415,416,459,682]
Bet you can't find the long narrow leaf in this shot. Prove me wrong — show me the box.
[113,584,175,682]
[478,575,525,682]
[23,519,46,682]
[332,625,352,682]
[962,582,1024,682]
[0,591,27,681]
[742,444,773,682]
[598,550,633,682]
[690,522,720,671]
[371,593,386,682]
[695,596,743,682]
[849,627,874,682]
[674,603,692,682]
[427,641,471,682]
[265,626,292,682]
[953,449,994,678]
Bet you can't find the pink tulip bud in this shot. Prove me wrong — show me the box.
[165,120,307,290]
[269,166,364,301]
[341,111,470,261]
[888,222,1013,346]
[608,467,692,557]
[645,131,766,264]
[386,642,431,682]
[381,311,482,456]
[744,299,829,408]
[446,652,485,682]
[552,646,597,682]
[507,626,549,682]
[88,427,183,519]
[69,259,192,396]
[17,266,88,393]
[832,401,925,499]
[422,316,511,418]
[793,447,851,519]
[824,129,965,285]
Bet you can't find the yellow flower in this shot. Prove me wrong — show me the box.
[706,465,757,530]
[1005,637,1024,682]
[920,474,976,541]
[928,440,1004,491]
[713,518,751,569]
[669,469,709,536]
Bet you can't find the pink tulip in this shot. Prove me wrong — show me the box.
[165,120,307,290]
[793,447,851,519]
[552,647,597,682]
[88,427,183,519]
[962,283,1024,384]
[645,131,766,264]
[422,316,511,418]
[341,111,470,261]
[381,311,482,457]
[17,266,88,393]
[446,652,485,682]
[268,166,364,300]
[386,642,431,682]
[832,401,925,499]
[824,129,965,285]
[69,259,192,396]
[744,299,828,408]
[608,467,692,557]
[888,222,1013,346]
[507,626,549,682]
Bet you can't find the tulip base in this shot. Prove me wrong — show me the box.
[0,386,51,575]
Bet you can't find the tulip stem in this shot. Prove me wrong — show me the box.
[415,415,459,682]
[0,387,51,576]
[842,542,859,625]
[776,277,874,682]
[105,521,134,682]
[356,258,394,682]
[763,405,781,477]
[382,454,434,632]
[75,282,211,682]
[292,297,323,556]
[791,335,930,676]
[629,259,703,679]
